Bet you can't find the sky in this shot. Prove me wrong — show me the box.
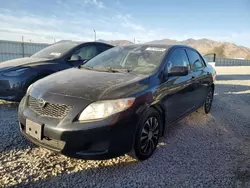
[0,0,250,47]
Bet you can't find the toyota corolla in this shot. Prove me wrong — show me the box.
[18,44,216,160]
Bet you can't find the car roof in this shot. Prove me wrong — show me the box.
[125,43,194,50]
[55,40,114,47]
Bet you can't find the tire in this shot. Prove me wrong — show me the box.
[132,108,162,161]
[199,86,214,114]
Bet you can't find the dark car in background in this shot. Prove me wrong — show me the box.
[18,44,216,161]
[0,41,113,101]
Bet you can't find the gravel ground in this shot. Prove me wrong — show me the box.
[1,66,250,188]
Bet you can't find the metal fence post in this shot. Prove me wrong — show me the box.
[22,36,25,57]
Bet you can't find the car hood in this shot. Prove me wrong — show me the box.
[0,57,51,71]
[32,68,150,101]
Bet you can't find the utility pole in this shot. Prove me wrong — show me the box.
[21,36,25,57]
[93,30,96,41]
[134,38,135,44]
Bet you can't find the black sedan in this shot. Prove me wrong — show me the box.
[18,44,216,160]
[0,41,113,101]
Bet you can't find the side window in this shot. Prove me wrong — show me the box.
[98,44,112,53]
[186,49,204,70]
[73,45,98,60]
[200,56,207,66]
[167,49,189,72]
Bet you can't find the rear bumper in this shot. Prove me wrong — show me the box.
[18,96,139,160]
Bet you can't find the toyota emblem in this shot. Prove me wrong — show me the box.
[38,98,47,108]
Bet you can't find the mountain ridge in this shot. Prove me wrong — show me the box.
[148,38,250,59]
[99,38,250,59]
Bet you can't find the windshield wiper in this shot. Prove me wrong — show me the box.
[108,67,132,73]
[79,66,132,73]
[79,65,94,70]
[93,66,132,73]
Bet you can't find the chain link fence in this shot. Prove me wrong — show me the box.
[0,40,49,62]
[1,40,250,66]
[215,58,250,66]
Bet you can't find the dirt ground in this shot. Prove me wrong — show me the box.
[0,66,250,188]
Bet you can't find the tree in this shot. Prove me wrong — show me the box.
[208,45,226,58]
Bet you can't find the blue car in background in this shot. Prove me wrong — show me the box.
[0,41,113,101]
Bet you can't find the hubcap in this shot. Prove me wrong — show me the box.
[140,117,159,154]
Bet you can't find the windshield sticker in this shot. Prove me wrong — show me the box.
[146,47,166,52]
[50,52,61,57]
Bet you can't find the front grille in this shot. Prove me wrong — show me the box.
[28,96,71,119]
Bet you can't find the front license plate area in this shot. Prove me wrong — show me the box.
[26,119,42,140]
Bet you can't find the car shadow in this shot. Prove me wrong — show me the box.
[11,159,139,187]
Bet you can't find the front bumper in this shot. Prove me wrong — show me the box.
[18,93,139,160]
[0,74,30,101]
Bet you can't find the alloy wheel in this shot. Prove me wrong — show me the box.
[140,117,160,155]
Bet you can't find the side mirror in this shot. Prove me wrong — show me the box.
[70,54,81,61]
[168,66,188,76]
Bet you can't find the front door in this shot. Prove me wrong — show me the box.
[159,48,195,124]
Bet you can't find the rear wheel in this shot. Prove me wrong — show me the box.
[199,86,214,114]
[132,108,162,161]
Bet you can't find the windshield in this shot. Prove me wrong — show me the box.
[83,45,167,74]
[31,42,78,59]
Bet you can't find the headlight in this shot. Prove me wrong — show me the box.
[78,98,135,121]
[3,68,29,76]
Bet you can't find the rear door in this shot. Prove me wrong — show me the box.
[186,49,209,108]
[160,48,195,124]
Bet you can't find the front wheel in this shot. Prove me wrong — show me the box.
[132,108,162,161]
